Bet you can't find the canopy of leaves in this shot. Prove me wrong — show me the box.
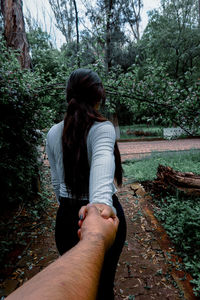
[142,0,200,78]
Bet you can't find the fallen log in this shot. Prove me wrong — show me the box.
[156,165,200,196]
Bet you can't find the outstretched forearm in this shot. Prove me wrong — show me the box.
[57,238,105,300]
[6,205,119,300]
[6,238,105,300]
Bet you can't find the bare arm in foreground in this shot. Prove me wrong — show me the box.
[6,205,119,300]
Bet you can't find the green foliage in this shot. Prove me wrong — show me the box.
[0,37,53,206]
[142,0,200,78]
[25,19,200,131]
[23,0,200,130]
[103,61,200,131]
[28,28,65,79]
[155,196,200,296]
[87,0,199,127]
[27,27,74,121]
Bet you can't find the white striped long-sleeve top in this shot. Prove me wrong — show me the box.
[46,120,117,211]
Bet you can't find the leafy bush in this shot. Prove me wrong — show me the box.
[0,37,53,207]
[155,196,200,296]
[27,27,71,122]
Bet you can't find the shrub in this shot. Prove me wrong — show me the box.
[155,196,200,296]
[0,37,53,208]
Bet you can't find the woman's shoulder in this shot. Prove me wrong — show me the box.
[88,121,116,140]
[90,120,114,133]
[47,121,64,140]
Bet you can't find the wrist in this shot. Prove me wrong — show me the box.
[91,202,117,216]
[80,233,107,254]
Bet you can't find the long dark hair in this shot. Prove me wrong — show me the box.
[62,68,122,199]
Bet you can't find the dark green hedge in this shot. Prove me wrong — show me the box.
[0,37,52,208]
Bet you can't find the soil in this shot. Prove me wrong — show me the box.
[0,159,198,299]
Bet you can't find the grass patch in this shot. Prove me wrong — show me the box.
[123,149,200,182]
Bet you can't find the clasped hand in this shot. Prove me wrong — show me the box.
[78,204,119,252]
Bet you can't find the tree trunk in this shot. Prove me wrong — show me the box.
[1,0,30,69]
[68,0,73,42]
[105,0,113,72]
[110,112,120,140]
[73,0,80,67]
[156,165,200,196]
[121,0,142,42]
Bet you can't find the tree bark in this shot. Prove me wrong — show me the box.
[1,0,30,69]
[156,165,200,196]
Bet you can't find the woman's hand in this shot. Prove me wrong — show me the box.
[78,204,119,252]
[78,203,116,228]
[93,203,116,218]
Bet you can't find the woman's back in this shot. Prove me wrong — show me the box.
[46,120,117,209]
[46,68,126,299]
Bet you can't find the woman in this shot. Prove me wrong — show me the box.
[46,68,126,299]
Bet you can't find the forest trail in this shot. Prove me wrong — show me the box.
[1,139,199,299]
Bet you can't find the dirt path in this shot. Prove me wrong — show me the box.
[1,179,194,299]
[1,140,199,299]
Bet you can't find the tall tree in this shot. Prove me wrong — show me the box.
[120,0,143,41]
[48,0,80,65]
[85,0,126,71]
[105,0,113,71]
[142,0,200,78]
[1,0,30,68]
[48,0,74,43]
[73,0,80,66]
